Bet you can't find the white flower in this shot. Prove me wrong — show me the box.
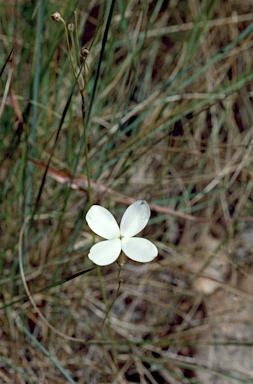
[86,200,158,266]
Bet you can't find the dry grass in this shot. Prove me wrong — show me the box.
[1,0,253,383]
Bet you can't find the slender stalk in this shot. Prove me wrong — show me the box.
[80,90,93,208]
[102,264,122,326]
[97,266,118,368]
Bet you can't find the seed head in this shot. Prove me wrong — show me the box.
[80,47,89,58]
[68,23,75,31]
[51,12,61,22]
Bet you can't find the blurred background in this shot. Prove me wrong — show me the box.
[1,1,253,383]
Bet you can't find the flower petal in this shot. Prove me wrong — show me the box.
[88,239,121,266]
[120,200,150,237]
[121,237,158,263]
[86,205,120,239]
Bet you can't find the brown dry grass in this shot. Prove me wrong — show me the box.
[1,1,253,383]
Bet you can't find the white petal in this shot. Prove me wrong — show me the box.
[86,205,120,239]
[121,237,158,263]
[120,200,150,237]
[88,239,121,266]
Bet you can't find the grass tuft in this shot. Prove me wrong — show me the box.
[1,1,253,382]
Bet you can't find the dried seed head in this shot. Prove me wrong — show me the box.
[80,47,89,58]
[68,23,75,31]
[51,12,61,22]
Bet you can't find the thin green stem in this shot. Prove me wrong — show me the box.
[97,266,118,368]
[80,90,93,208]
[61,17,84,91]
[102,264,122,326]
[74,11,80,67]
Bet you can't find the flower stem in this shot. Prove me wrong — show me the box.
[97,266,118,368]
[102,264,122,326]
